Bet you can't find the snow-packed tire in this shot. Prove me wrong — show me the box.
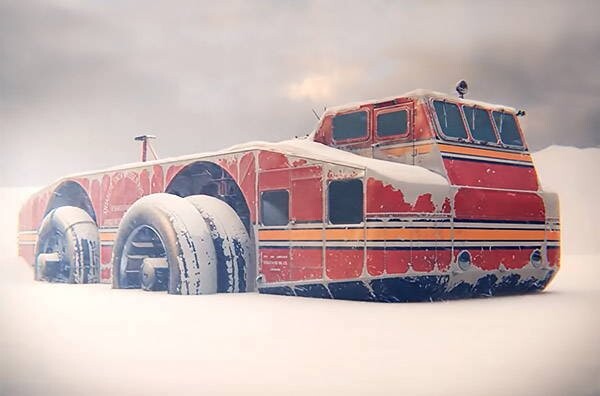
[34,206,100,283]
[111,193,217,295]
[186,195,253,293]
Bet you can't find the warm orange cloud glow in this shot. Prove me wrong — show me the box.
[286,69,360,101]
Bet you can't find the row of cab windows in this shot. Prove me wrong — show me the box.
[330,101,524,148]
[260,179,363,226]
[433,100,524,148]
[332,109,408,142]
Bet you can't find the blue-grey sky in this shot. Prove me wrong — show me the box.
[1,0,599,186]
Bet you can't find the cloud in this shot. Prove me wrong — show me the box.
[285,69,360,102]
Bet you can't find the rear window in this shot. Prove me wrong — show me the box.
[433,100,468,140]
[332,111,368,141]
[376,109,408,137]
[493,112,524,147]
[463,106,497,143]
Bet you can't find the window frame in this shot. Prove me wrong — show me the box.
[492,110,526,150]
[327,179,364,225]
[260,189,290,227]
[331,109,371,144]
[461,105,500,146]
[374,105,411,141]
[430,99,471,142]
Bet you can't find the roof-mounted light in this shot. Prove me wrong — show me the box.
[455,80,468,99]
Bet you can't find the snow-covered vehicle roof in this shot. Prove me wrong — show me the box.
[57,137,448,188]
[321,89,517,116]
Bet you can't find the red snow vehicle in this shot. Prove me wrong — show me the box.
[18,88,560,301]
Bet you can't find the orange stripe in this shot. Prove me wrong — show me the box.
[18,234,38,242]
[382,144,433,157]
[438,144,532,162]
[453,229,546,241]
[366,228,451,241]
[100,231,117,242]
[546,231,560,241]
[259,228,556,242]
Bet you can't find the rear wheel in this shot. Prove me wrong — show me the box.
[185,195,253,293]
[34,206,99,283]
[111,193,218,295]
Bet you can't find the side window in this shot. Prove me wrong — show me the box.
[328,179,363,224]
[377,109,408,137]
[261,190,289,226]
[433,100,468,140]
[332,111,368,141]
[493,112,524,148]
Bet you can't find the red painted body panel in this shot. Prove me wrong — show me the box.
[454,188,545,222]
[290,248,322,281]
[326,249,363,280]
[291,177,322,222]
[260,248,290,283]
[443,158,539,190]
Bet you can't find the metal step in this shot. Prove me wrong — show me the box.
[130,241,155,248]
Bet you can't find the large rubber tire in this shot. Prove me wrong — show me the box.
[186,195,253,293]
[34,206,100,284]
[111,193,217,295]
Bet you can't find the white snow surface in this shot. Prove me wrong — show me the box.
[0,145,599,395]
[0,254,598,396]
[0,187,38,257]
[533,145,600,254]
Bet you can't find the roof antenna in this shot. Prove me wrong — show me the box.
[134,134,158,162]
[311,108,320,120]
[455,80,468,99]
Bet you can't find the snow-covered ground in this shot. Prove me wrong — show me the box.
[533,145,600,254]
[0,145,598,395]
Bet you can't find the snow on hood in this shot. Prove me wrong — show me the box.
[227,138,448,187]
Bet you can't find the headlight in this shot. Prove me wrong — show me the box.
[530,249,543,268]
[457,250,472,271]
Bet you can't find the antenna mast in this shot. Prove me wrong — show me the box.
[134,134,158,162]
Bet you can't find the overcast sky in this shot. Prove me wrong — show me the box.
[1,0,599,186]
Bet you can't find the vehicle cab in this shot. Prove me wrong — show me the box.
[312,88,560,276]
[312,89,537,191]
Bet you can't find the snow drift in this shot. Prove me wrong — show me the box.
[533,145,600,254]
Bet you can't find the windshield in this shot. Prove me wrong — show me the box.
[433,100,468,140]
[463,106,497,144]
[432,99,525,150]
[493,111,524,147]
